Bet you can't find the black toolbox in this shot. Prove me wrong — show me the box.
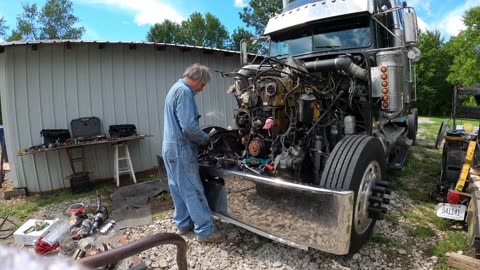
[109,124,137,138]
[69,174,92,193]
[40,129,71,145]
[70,117,103,139]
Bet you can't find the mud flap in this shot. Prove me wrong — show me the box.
[200,166,355,255]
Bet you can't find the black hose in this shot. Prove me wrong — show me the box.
[0,216,17,239]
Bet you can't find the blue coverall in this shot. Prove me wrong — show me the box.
[162,79,215,238]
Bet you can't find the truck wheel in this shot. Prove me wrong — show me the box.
[319,135,387,254]
[407,108,418,144]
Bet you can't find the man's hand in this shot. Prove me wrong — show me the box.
[227,85,235,94]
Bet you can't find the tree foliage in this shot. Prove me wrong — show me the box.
[146,20,180,43]
[239,0,282,35]
[414,30,453,116]
[38,0,85,39]
[14,3,39,40]
[445,6,480,86]
[0,16,9,38]
[228,27,254,50]
[7,0,84,41]
[147,12,229,49]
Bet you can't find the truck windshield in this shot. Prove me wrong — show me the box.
[269,17,371,57]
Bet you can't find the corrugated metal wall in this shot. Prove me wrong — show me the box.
[0,42,240,192]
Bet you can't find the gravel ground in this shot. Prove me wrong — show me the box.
[120,190,440,270]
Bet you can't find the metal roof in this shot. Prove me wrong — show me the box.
[0,39,240,54]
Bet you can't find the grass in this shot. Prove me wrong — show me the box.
[381,116,473,268]
[0,176,155,221]
[0,201,39,220]
[406,225,436,238]
[370,232,394,244]
[425,232,469,269]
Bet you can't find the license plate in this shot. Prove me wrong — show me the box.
[436,203,466,220]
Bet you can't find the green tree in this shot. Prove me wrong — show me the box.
[446,6,480,86]
[228,27,254,50]
[0,16,8,38]
[146,19,181,43]
[239,0,282,36]
[9,0,84,41]
[178,12,229,48]
[414,30,453,116]
[38,0,85,39]
[13,3,39,40]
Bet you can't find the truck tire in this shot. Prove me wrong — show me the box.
[319,135,386,254]
[407,108,418,144]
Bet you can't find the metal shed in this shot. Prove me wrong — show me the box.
[0,40,241,192]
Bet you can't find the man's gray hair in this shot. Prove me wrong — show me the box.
[183,64,211,83]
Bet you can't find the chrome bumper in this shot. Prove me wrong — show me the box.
[200,166,354,255]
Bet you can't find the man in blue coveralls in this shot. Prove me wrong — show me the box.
[162,64,227,243]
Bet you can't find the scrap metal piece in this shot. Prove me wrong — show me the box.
[77,233,187,270]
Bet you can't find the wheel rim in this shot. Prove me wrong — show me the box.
[354,160,381,235]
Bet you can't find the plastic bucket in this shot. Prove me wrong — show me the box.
[68,203,85,217]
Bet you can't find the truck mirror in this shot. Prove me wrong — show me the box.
[240,39,248,65]
[404,9,419,44]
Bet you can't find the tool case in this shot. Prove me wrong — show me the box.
[40,129,71,145]
[70,174,92,193]
[70,117,103,139]
[109,124,137,138]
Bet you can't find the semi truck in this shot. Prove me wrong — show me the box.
[198,0,421,255]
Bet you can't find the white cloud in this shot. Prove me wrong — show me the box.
[442,15,466,36]
[82,25,102,40]
[407,0,432,17]
[234,0,248,8]
[78,0,184,26]
[432,0,480,36]
[416,16,429,33]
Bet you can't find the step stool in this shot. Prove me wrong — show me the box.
[113,143,137,187]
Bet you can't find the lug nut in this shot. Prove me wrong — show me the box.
[375,180,390,187]
[368,196,383,204]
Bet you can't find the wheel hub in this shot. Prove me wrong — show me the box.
[354,161,380,235]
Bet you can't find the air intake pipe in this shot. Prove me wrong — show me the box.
[305,58,368,81]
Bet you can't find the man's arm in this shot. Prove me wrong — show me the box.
[176,90,209,145]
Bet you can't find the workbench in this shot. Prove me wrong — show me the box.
[17,135,148,179]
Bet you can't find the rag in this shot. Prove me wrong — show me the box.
[23,221,49,234]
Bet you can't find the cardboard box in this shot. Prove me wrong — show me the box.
[13,219,57,246]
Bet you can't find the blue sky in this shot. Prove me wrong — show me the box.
[0,0,479,42]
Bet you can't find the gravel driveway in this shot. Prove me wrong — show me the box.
[122,189,440,270]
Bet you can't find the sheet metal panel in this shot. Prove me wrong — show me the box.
[1,42,240,192]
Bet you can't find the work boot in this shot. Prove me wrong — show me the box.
[198,231,227,243]
[177,225,194,235]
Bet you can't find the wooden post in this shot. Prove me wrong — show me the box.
[447,252,480,270]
